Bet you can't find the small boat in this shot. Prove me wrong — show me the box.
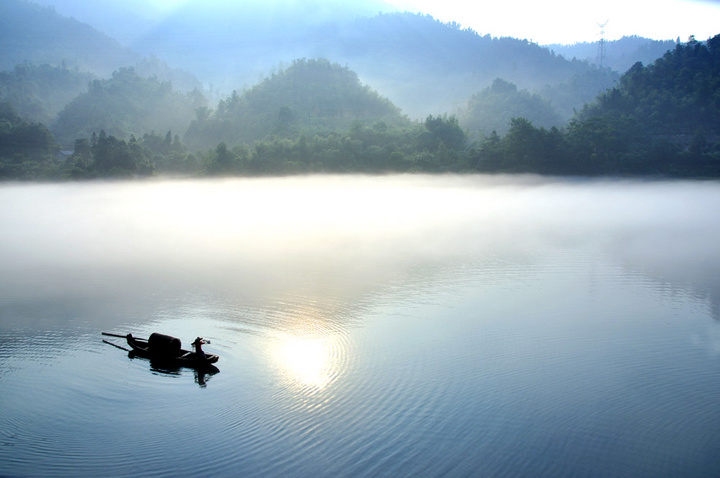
[102,332,219,368]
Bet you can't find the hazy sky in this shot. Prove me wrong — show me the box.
[39,0,720,45]
[386,0,720,44]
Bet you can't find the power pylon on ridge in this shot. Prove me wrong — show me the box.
[597,20,609,67]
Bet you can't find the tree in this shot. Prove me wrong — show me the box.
[206,142,246,175]
[90,129,148,176]
[0,101,54,159]
[501,117,539,171]
[421,114,466,151]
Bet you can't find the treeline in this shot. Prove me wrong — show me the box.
[3,110,716,180]
[0,108,467,178]
[202,117,465,175]
[0,109,193,179]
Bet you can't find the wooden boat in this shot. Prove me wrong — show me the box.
[103,332,219,368]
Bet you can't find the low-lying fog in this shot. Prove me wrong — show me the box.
[1,175,718,327]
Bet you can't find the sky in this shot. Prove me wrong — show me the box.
[38,0,720,45]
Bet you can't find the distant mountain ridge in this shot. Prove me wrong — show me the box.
[548,36,679,73]
[0,0,202,91]
[0,0,138,76]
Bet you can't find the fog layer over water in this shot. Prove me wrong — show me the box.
[2,175,718,321]
[1,175,719,477]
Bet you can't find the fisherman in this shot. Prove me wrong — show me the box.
[192,337,206,359]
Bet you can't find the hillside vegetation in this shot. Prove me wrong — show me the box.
[472,36,720,176]
[0,0,716,180]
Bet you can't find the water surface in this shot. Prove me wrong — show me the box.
[1,175,719,477]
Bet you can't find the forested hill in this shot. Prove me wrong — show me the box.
[3,1,672,122]
[578,36,720,140]
[473,35,720,177]
[184,59,409,151]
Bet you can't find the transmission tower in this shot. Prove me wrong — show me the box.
[597,20,609,67]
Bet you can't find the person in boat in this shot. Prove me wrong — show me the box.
[192,337,206,359]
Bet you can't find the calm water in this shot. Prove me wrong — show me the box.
[1,175,719,477]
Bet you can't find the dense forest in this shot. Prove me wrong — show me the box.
[1,0,718,180]
[473,36,720,176]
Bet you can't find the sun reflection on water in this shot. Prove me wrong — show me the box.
[269,332,338,393]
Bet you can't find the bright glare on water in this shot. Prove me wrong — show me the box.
[1,175,719,477]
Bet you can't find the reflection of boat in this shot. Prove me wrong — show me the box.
[102,332,219,369]
[146,359,220,387]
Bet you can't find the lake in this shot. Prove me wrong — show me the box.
[1,174,719,477]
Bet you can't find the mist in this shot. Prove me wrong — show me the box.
[11,0,633,121]
[2,175,719,329]
[30,0,394,48]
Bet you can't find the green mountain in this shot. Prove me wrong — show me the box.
[578,36,720,139]
[184,59,409,151]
